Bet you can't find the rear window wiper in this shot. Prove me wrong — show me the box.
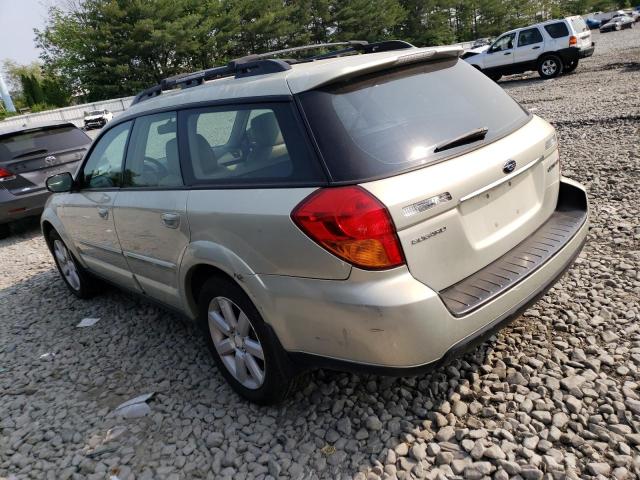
[11,148,49,159]
[434,127,488,153]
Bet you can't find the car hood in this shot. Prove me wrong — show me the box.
[84,114,105,120]
[467,45,490,54]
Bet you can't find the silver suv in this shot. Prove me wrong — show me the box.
[42,41,589,404]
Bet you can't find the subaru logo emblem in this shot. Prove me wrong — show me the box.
[503,159,516,174]
[44,155,58,166]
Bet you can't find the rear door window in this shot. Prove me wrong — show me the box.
[0,125,90,162]
[179,103,325,186]
[518,28,543,47]
[298,59,530,182]
[544,22,569,38]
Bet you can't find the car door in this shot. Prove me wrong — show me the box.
[514,27,544,65]
[484,32,517,70]
[112,111,190,309]
[59,121,140,291]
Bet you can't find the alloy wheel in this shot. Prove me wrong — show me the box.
[541,59,557,76]
[208,296,265,389]
[53,239,81,291]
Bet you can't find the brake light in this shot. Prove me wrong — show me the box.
[0,167,15,181]
[291,186,405,270]
[569,35,577,46]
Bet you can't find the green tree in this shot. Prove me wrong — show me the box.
[332,0,406,42]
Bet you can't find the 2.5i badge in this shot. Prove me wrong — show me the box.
[411,226,447,245]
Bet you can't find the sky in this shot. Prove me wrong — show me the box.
[0,0,51,67]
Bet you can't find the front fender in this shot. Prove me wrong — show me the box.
[40,198,87,268]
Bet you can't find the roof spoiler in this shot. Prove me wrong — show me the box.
[310,46,464,90]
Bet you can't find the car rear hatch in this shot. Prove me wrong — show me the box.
[298,54,562,292]
[569,16,592,49]
[0,124,90,196]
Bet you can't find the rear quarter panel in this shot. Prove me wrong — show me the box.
[184,188,352,280]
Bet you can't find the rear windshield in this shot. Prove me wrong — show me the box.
[298,59,530,182]
[544,22,570,38]
[569,17,588,33]
[0,125,90,162]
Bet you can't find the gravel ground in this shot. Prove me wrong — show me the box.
[1,29,639,480]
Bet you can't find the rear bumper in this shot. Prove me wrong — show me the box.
[579,44,595,58]
[249,178,589,372]
[0,188,50,224]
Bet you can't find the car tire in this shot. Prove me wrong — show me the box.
[615,23,621,31]
[538,55,563,79]
[487,72,502,82]
[197,275,298,404]
[47,230,100,298]
[0,223,10,240]
[564,60,579,73]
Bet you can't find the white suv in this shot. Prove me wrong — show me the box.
[463,16,594,81]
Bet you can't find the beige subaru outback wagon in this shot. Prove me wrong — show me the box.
[42,41,589,404]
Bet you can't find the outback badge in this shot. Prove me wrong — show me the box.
[503,159,516,174]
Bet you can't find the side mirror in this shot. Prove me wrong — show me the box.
[46,172,74,193]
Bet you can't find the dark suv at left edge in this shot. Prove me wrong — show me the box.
[0,122,91,238]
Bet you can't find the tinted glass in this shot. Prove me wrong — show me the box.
[0,126,90,162]
[518,28,543,46]
[180,103,325,186]
[299,59,530,182]
[81,121,131,189]
[123,112,182,187]
[544,22,569,38]
[195,110,237,147]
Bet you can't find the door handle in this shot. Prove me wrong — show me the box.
[532,46,541,50]
[97,208,109,220]
[161,213,180,229]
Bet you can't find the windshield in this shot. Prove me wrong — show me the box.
[298,58,530,182]
[88,110,105,115]
[0,126,90,161]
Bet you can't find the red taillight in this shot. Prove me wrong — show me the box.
[0,167,15,180]
[569,35,577,46]
[291,186,405,270]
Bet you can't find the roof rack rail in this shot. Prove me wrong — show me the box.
[130,39,415,106]
[131,58,291,105]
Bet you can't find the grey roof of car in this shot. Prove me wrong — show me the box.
[119,46,462,121]
[0,120,76,138]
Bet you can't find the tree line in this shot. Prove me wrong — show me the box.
[22,0,635,103]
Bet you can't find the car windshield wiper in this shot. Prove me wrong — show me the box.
[12,148,48,159]
[434,127,489,153]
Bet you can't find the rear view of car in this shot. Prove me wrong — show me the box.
[41,43,589,404]
[83,109,113,129]
[0,122,91,238]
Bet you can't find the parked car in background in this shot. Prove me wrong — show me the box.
[585,17,601,29]
[472,37,493,48]
[463,16,594,80]
[599,14,634,32]
[0,122,91,238]
[83,109,114,130]
[42,41,589,403]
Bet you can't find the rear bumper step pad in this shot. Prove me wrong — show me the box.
[439,181,588,317]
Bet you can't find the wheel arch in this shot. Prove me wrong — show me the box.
[179,240,261,320]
